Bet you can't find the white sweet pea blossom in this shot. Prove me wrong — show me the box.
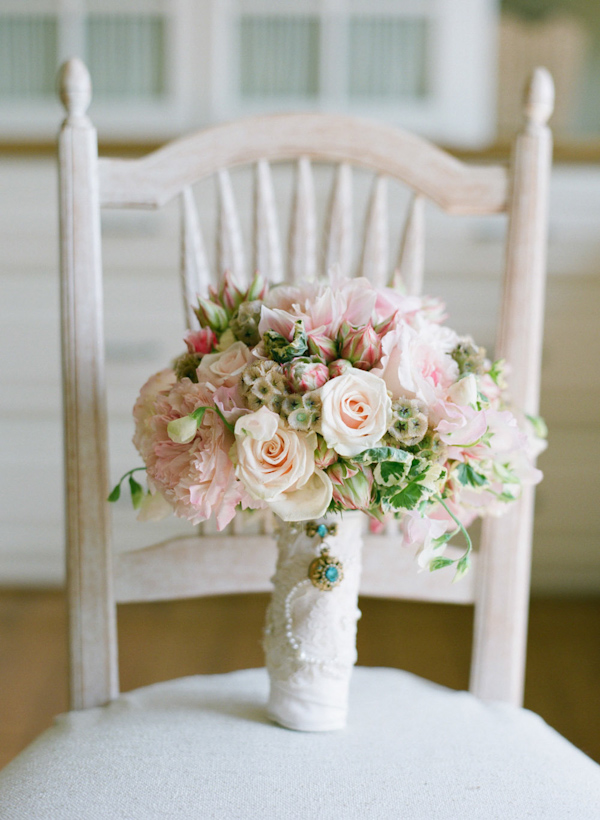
[167,415,198,444]
[401,510,449,571]
[447,374,478,407]
[136,489,173,522]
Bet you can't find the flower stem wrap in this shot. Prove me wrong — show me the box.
[265,513,364,732]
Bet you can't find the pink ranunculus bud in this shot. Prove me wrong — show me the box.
[328,359,354,379]
[184,328,217,355]
[283,357,329,393]
[195,297,229,333]
[219,271,245,314]
[329,466,373,510]
[374,311,398,336]
[326,461,358,485]
[338,321,382,370]
[245,271,269,302]
[307,330,338,363]
[314,435,338,470]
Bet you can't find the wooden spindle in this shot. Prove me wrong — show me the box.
[358,175,388,285]
[254,160,283,283]
[288,156,317,282]
[58,58,118,710]
[217,169,246,284]
[180,187,211,328]
[471,67,554,707]
[393,193,425,295]
[325,163,353,278]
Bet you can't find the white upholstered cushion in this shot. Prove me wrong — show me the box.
[1,667,599,819]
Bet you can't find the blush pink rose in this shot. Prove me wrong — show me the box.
[195,341,253,389]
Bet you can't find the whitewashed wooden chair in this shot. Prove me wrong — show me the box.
[1,59,599,819]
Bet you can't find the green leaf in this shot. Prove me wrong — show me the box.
[456,463,488,488]
[352,447,412,466]
[429,557,455,572]
[488,359,505,386]
[129,476,144,510]
[408,456,429,480]
[496,490,519,503]
[388,481,424,510]
[374,460,410,487]
[263,320,308,363]
[107,484,121,503]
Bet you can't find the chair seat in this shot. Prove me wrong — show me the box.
[1,666,598,820]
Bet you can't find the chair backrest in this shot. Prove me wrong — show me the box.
[57,58,554,713]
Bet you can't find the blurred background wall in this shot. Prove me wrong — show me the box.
[1,0,599,594]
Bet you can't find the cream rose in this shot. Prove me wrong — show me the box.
[318,369,392,457]
[195,341,253,389]
[233,407,332,521]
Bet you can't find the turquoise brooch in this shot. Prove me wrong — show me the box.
[306,521,343,591]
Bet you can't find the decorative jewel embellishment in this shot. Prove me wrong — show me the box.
[309,547,344,591]
[306,521,338,539]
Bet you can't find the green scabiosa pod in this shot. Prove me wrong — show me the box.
[281,392,321,431]
[451,337,486,376]
[172,352,201,382]
[229,300,262,346]
[387,398,428,446]
[240,359,288,413]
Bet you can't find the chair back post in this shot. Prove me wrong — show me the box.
[470,68,554,705]
[58,58,119,709]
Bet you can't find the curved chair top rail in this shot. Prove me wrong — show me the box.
[97,113,509,215]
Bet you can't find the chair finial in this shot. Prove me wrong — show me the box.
[59,58,92,120]
[523,67,554,128]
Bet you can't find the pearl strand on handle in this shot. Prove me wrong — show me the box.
[283,579,341,667]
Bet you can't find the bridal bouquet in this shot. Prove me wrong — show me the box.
[113,270,545,581]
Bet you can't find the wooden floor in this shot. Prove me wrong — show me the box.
[1,591,599,770]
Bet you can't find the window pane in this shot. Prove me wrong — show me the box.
[0,15,58,99]
[239,16,320,99]
[87,15,166,100]
[348,16,428,99]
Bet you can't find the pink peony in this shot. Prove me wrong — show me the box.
[138,378,261,530]
[133,369,177,462]
[373,320,459,406]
